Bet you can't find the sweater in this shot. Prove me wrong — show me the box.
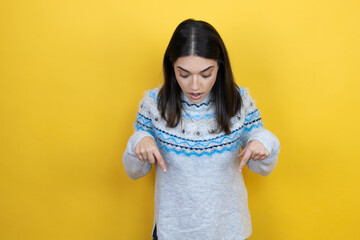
[122,86,280,240]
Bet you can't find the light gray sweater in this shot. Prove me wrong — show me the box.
[122,86,280,240]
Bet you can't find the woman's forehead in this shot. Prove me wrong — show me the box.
[174,56,217,72]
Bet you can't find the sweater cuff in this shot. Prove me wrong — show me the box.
[247,129,279,157]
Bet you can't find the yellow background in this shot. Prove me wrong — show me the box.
[1,0,359,239]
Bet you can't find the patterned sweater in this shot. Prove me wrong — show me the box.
[122,86,280,240]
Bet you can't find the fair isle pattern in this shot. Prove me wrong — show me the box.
[134,86,263,157]
[182,112,216,121]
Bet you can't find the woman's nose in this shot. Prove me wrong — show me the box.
[191,75,200,91]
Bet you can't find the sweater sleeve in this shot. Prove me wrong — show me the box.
[122,90,156,180]
[239,87,280,176]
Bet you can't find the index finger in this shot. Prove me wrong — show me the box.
[153,149,167,172]
[238,149,252,172]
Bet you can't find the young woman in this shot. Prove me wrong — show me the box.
[123,19,280,240]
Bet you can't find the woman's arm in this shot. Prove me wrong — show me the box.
[238,87,280,176]
[123,131,154,180]
[243,128,280,176]
[122,90,155,180]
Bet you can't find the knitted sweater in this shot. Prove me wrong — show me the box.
[122,86,280,240]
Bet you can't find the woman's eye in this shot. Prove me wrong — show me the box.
[180,74,189,78]
[202,74,212,78]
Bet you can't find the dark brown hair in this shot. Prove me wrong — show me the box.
[158,19,242,135]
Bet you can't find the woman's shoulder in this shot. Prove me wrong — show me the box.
[137,86,162,114]
[235,85,258,111]
[236,85,250,98]
[140,86,161,103]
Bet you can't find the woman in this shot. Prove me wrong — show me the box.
[123,19,280,240]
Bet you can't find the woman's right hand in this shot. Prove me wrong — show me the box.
[134,136,167,172]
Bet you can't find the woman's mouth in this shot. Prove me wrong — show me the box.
[189,93,202,100]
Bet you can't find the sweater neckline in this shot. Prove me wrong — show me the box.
[180,91,214,110]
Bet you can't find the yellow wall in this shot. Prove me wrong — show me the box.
[1,0,359,239]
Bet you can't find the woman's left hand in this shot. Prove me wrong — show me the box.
[237,140,270,172]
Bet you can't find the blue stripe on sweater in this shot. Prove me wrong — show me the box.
[158,139,242,157]
[136,113,262,143]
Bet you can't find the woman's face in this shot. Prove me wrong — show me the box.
[173,55,219,103]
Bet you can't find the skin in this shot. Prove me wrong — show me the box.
[238,140,270,172]
[134,55,270,172]
[173,55,218,104]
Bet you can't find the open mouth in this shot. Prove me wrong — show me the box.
[189,93,202,100]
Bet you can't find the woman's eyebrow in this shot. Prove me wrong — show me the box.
[176,66,214,73]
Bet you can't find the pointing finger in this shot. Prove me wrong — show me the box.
[239,149,252,172]
[237,146,247,158]
[153,149,167,172]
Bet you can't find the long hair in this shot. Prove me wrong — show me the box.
[158,19,242,135]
